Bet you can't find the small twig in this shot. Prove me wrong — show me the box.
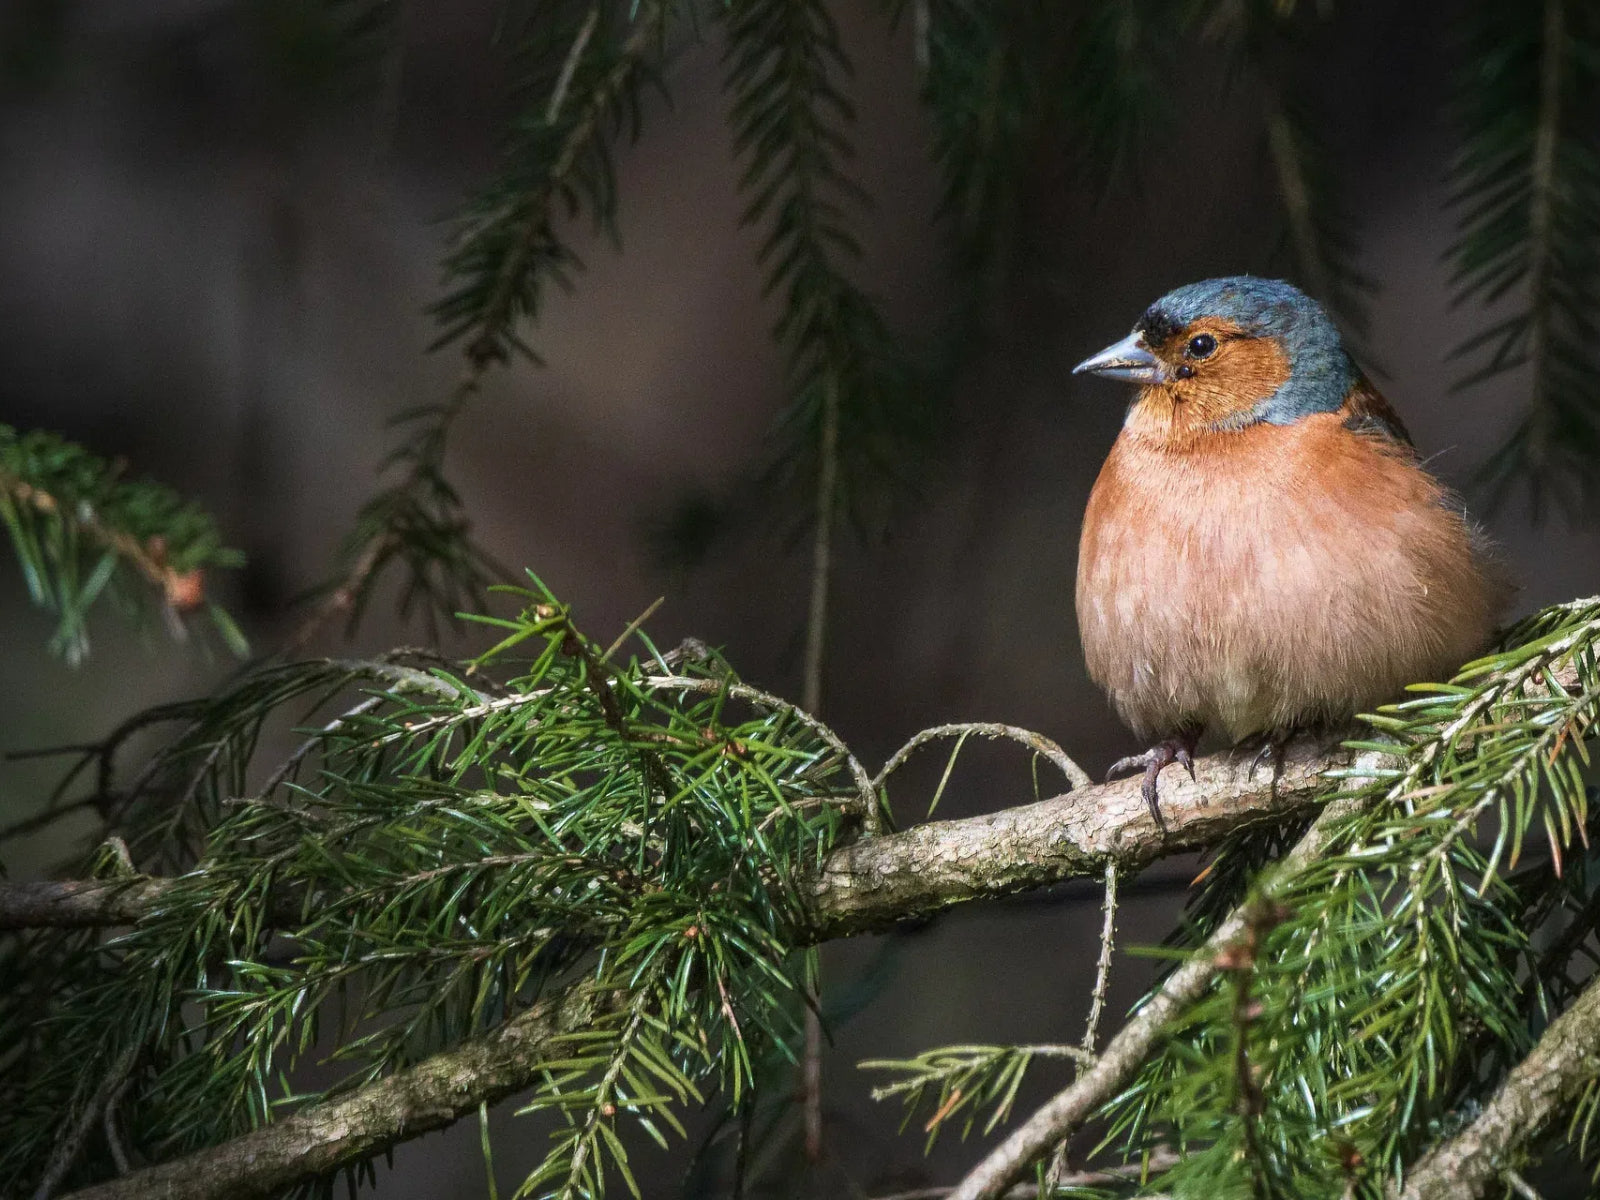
[1503,1170,1545,1200]
[102,1077,134,1176]
[1048,865,1120,1199]
[640,674,878,831]
[800,371,841,1171]
[31,1043,139,1200]
[601,595,664,662]
[875,723,1091,792]
[0,469,210,617]
[253,696,385,800]
[871,1145,1181,1199]
[546,5,600,125]
[1080,861,1118,1057]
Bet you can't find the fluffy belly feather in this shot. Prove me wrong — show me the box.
[1075,414,1509,741]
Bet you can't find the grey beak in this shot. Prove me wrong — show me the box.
[1072,330,1164,384]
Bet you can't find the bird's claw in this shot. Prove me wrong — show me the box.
[1105,751,1154,781]
[1242,731,1292,784]
[1105,734,1201,834]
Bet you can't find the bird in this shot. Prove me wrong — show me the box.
[1072,276,1512,830]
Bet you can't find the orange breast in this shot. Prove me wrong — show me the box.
[1075,413,1511,740]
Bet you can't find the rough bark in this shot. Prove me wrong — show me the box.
[62,985,607,1200]
[1393,968,1600,1200]
[807,734,1339,938]
[0,878,176,930]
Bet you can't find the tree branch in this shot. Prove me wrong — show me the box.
[943,790,1371,1200]
[11,736,1362,1200]
[60,985,609,1200]
[0,878,177,931]
[1,734,1348,936]
[1393,965,1600,1200]
[806,732,1344,939]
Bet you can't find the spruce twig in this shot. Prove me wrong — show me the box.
[1449,0,1600,512]
[0,425,244,663]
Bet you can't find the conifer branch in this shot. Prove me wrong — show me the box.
[294,0,682,651]
[58,985,610,1200]
[0,424,245,663]
[1100,599,1600,1194]
[0,733,1347,938]
[1393,968,1600,1200]
[916,0,1036,307]
[723,0,923,530]
[1449,0,1600,510]
[942,794,1369,1200]
[808,732,1341,939]
[15,597,1600,1200]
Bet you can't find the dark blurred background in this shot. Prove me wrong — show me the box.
[4,1,1599,1195]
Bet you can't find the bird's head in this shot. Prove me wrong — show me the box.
[1073,276,1357,443]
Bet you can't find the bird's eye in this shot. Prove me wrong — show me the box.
[1186,333,1217,359]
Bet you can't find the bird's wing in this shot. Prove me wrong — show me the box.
[1339,377,1414,447]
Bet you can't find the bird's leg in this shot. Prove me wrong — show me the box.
[1105,727,1202,833]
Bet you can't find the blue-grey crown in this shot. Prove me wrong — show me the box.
[1136,276,1356,425]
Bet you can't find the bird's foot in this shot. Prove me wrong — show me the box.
[1233,729,1295,787]
[1106,731,1201,833]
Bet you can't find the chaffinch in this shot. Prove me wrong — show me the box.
[1073,276,1512,829]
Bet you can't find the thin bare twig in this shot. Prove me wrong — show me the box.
[874,723,1092,792]
[640,674,877,829]
[872,1145,1180,1198]
[1043,860,1119,1191]
[546,5,600,125]
[799,373,841,1166]
[1081,860,1118,1056]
